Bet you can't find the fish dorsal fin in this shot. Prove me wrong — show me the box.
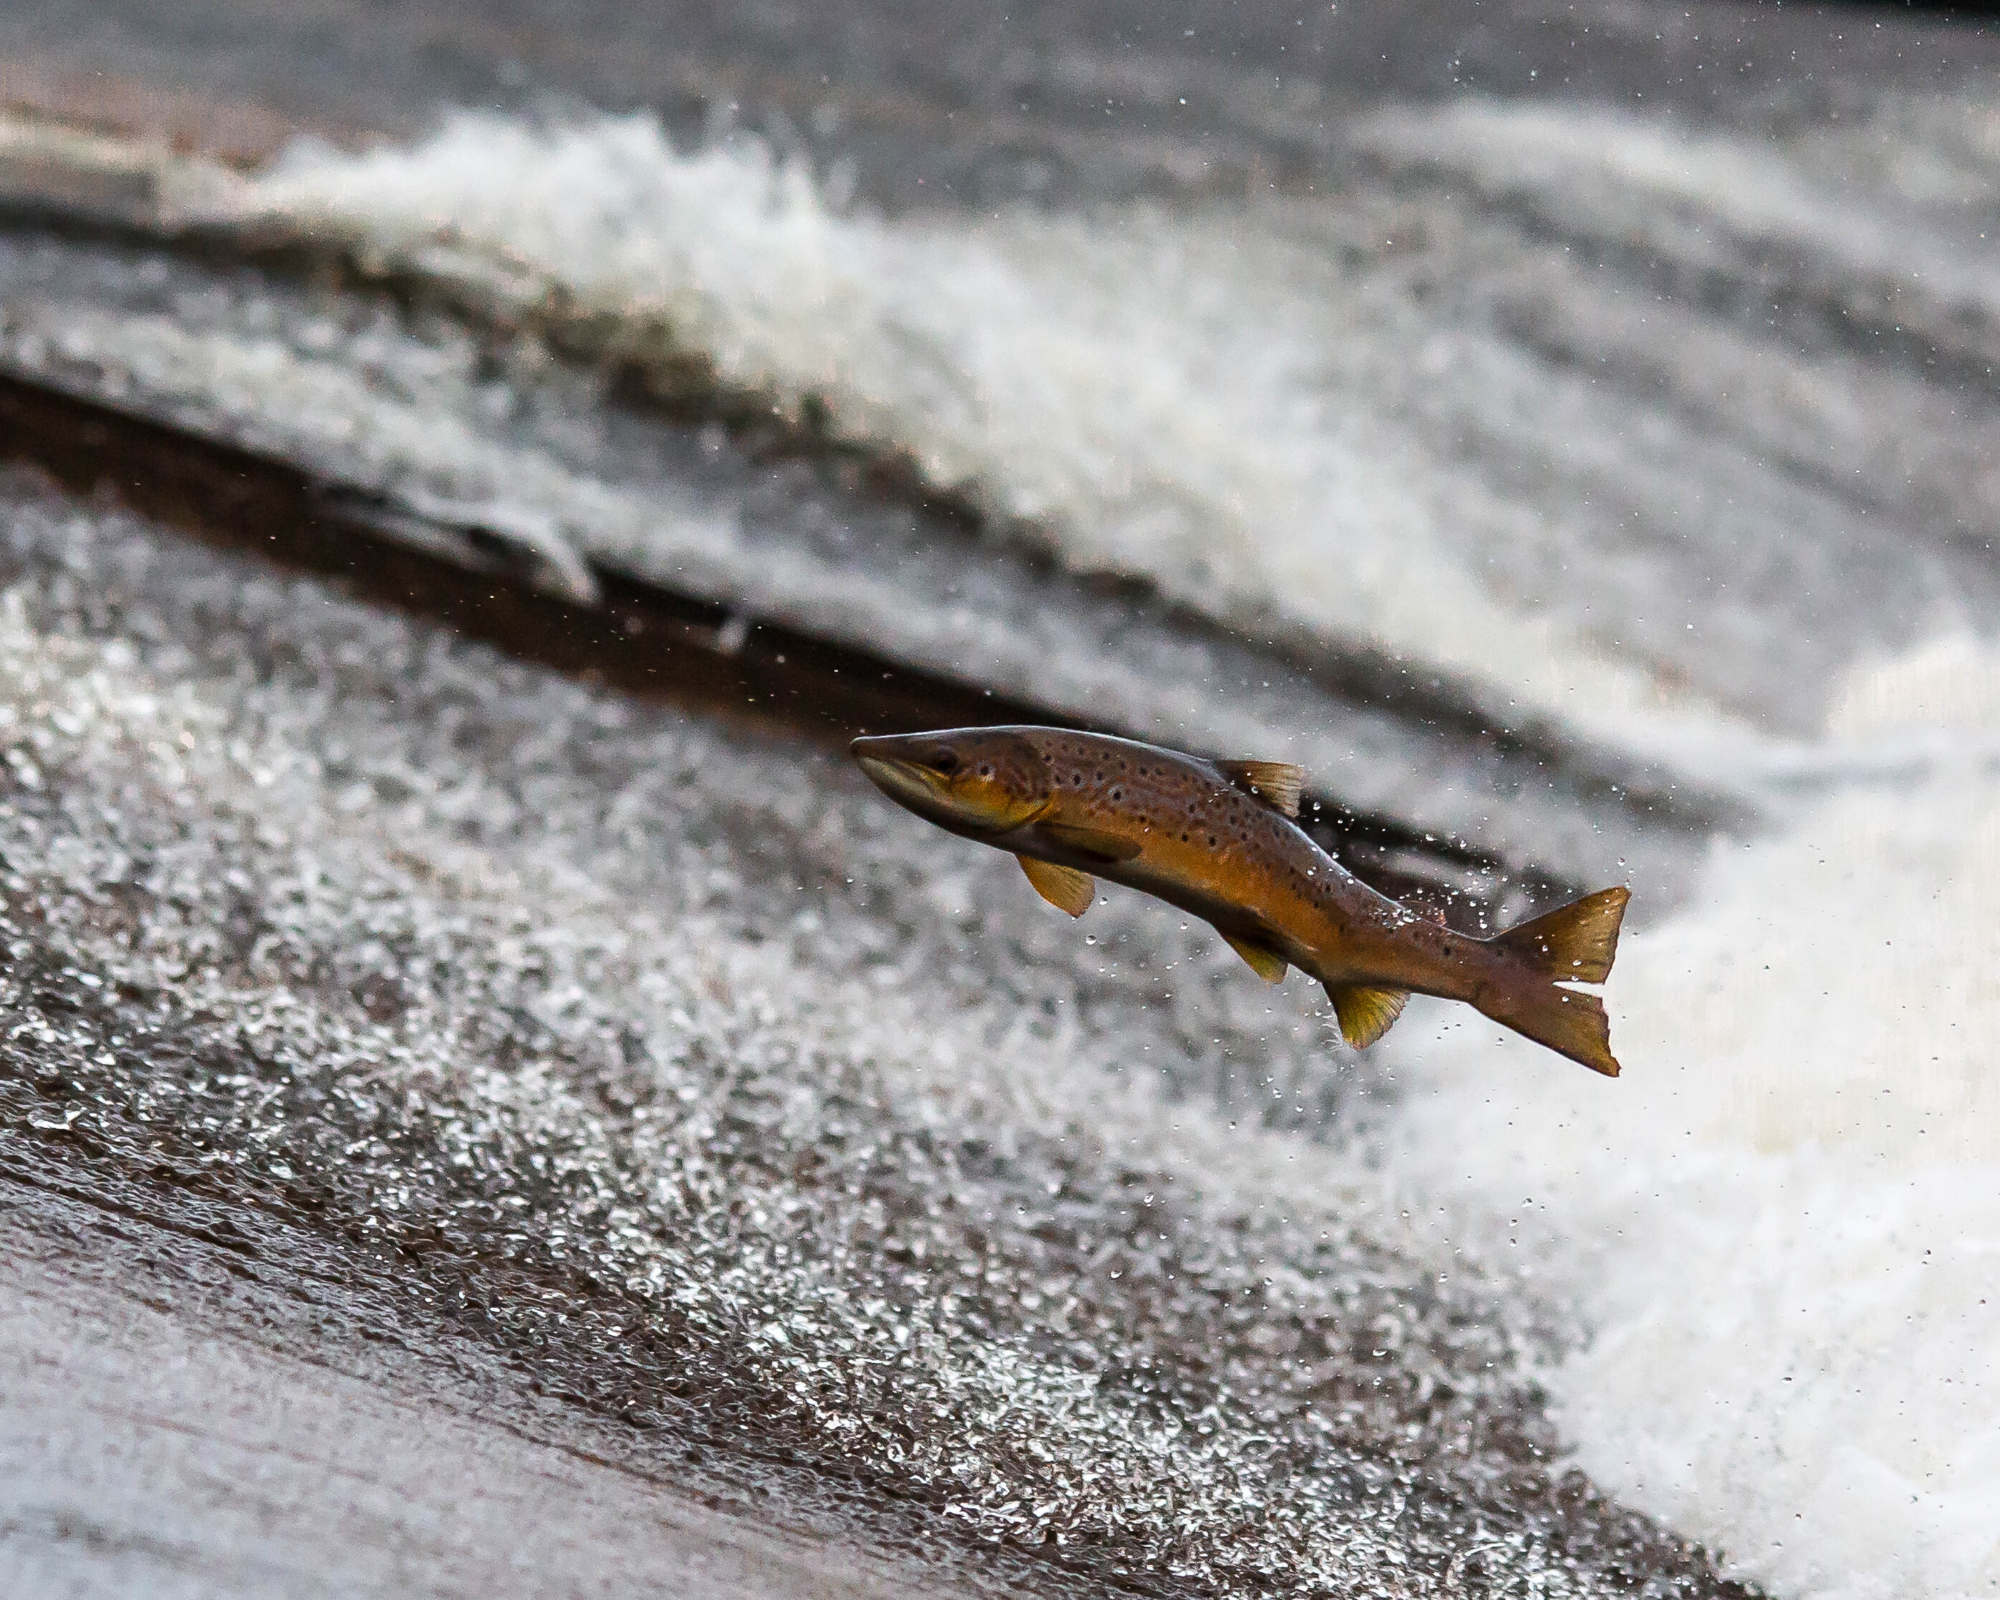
[1325,984,1410,1049]
[1214,759,1304,818]
[1035,820,1142,863]
[1222,932,1288,984]
[1018,855,1095,917]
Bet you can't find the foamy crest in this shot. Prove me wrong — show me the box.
[237,112,1756,762]
[1381,636,2000,1598]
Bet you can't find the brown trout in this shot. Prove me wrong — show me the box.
[852,726,1629,1075]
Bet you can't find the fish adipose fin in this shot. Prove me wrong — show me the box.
[1213,760,1304,818]
[1018,855,1095,917]
[1222,933,1288,983]
[1325,984,1409,1048]
[1490,886,1630,983]
[1479,886,1631,1076]
[1035,821,1143,863]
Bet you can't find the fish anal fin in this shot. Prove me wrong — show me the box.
[1018,855,1095,917]
[1222,932,1288,983]
[1325,984,1410,1049]
[1036,820,1142,862]
[1214,759,1304,818]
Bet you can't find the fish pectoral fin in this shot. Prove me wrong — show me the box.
[1018,855,1095,917]
[1034,820,1142,863]
[1213,759,1304,818]
[1324,984,1410,1049]
[1221,932,1289,984]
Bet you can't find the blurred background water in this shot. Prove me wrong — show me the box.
[0,4,1995,1597]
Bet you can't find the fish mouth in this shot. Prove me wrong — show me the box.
[852,751,944,812]
[851,738,967,824]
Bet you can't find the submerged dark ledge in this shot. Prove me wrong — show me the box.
[0,366,1575,928]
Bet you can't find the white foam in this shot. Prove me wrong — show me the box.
[1829,632,2000,745]
[1380,636,2000,1598]
[231,112,1767,767]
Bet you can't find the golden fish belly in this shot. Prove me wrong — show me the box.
[1126,827,1490,1002]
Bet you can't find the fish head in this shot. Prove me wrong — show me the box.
[851,727,1052,837]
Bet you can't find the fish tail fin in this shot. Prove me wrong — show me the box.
[1477,983,1620,1077]
[1478,887,1630,1077]
[1488,886,1629,983]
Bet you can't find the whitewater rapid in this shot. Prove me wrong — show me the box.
[6,85,1997,1596]
[224,112,1805,770]
[221,109,1996,1595]
[1382,636,2000,1599]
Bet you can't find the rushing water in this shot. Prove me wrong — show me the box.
[1,5,1998,1596]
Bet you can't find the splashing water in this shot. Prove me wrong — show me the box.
[1382,637,2000,1598]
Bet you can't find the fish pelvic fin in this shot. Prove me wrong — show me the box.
[1488,886,1629,984]
[1324,984,1409,1049]
[1018,855,1095,917]
[1222,932,1288,983]
[1213,759,1304,818]
[1478,983,1620,1077]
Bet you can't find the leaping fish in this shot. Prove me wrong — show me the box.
[852,726,1629,1076]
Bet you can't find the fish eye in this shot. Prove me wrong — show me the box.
[929,749,961,775]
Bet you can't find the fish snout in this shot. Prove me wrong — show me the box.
[851,735,948,811]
